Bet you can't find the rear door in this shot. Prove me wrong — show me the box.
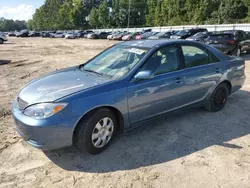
[178,44,223,105]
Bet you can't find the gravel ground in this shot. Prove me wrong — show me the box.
[1,37,250,188]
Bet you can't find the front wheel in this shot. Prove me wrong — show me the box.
[74,108,118,154]
[0,39,3,44]
[205,83,229,112]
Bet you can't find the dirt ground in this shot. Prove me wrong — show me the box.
[1,37,250,188]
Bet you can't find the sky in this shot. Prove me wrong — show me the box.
[0,0,45,21]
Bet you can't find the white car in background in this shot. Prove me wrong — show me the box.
[52,32,65,38]
[65,32,77,39]
[0,32,8,44]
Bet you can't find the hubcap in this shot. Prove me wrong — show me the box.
[213,88,226,106]
[237,49,241,57]
[91,117,114,148]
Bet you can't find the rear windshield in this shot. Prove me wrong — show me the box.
[207,34,233,40]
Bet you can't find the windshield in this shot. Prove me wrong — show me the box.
[177,30,188,35]
[155,32,168,36]
[82,45,148,79]
[193,32,205,37]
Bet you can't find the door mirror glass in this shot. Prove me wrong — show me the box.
[134,70,154,80]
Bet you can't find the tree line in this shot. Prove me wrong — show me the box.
[0,18,27,32]
[3,0,250,31]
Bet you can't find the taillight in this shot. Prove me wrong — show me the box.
[228,40,236,44]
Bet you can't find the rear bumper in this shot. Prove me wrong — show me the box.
[231,74,246,93]
[11,101,79,150]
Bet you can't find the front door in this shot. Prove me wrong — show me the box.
[127,45,186,124]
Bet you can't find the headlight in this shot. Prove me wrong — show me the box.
[23,103,67,119]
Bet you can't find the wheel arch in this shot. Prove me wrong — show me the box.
[221,80,232,95]
[73,106,124,143]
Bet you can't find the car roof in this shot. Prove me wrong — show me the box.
[119,39,199,48]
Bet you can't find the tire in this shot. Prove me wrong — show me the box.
[246,49,250,54]
[205,83,229,112]
[74,108,118,154]
[0,38,3,44]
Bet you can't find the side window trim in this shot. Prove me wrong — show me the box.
[154,45,184,76]
[129,44,185,82]
[180,44,218,69]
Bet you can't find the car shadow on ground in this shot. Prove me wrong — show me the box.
[3,42,15,45]
[44,90,250,173]
[0,60,11,65]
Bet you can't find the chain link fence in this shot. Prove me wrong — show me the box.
[93,23,250,32]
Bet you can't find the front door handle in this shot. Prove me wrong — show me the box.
[216,68,220,73]
[176,77,183,84]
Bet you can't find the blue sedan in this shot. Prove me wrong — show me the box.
[11,40,246,154]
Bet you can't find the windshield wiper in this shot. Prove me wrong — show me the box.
[82,67,114,78]
[83,68,104,76]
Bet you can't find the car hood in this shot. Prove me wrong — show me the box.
[18,66,112,105]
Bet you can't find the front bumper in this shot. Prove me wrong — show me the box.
[1,36,7,41]
[11,101,79,150]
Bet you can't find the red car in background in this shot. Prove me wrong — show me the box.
[122,32,141,41]
[135,32,158,40]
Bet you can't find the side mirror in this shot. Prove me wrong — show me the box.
[134,70,154,81]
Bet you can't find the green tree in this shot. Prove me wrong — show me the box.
[0,18,27,31]
[89,7,100,28]
[70,0,88,29]
[98,0,109,28]
[27,19,33,30]
[154,0,164,26]
[56,1,74,29]
[146,0,157,26]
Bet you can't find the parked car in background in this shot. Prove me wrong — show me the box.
[204,30,247,56]
[75,31,84,38]
[135,32,158,40]
[28,32,41,37]
[0,32,7,44]
[148,31,172,39]
[97,32,110,39]
[171,28,208,39]
[186,32,212,42]
[107,31,120,40]
[122,32,141,41]
[83,31,93,38]
[112,32,127,40]
[41,32,52,38]
[16,30,29,37]
[142,28,152,33]
[8,32,16,37]
[52,32,65,38]
[11,39,245,154]
[65,32,77,39]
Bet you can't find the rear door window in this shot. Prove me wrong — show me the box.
[181,45,218,68]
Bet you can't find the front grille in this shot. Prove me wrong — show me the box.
[17,97,28,110]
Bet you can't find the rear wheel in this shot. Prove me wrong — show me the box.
[205,83,229,112]
[74,108,118,154]
[0,38,3,44]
